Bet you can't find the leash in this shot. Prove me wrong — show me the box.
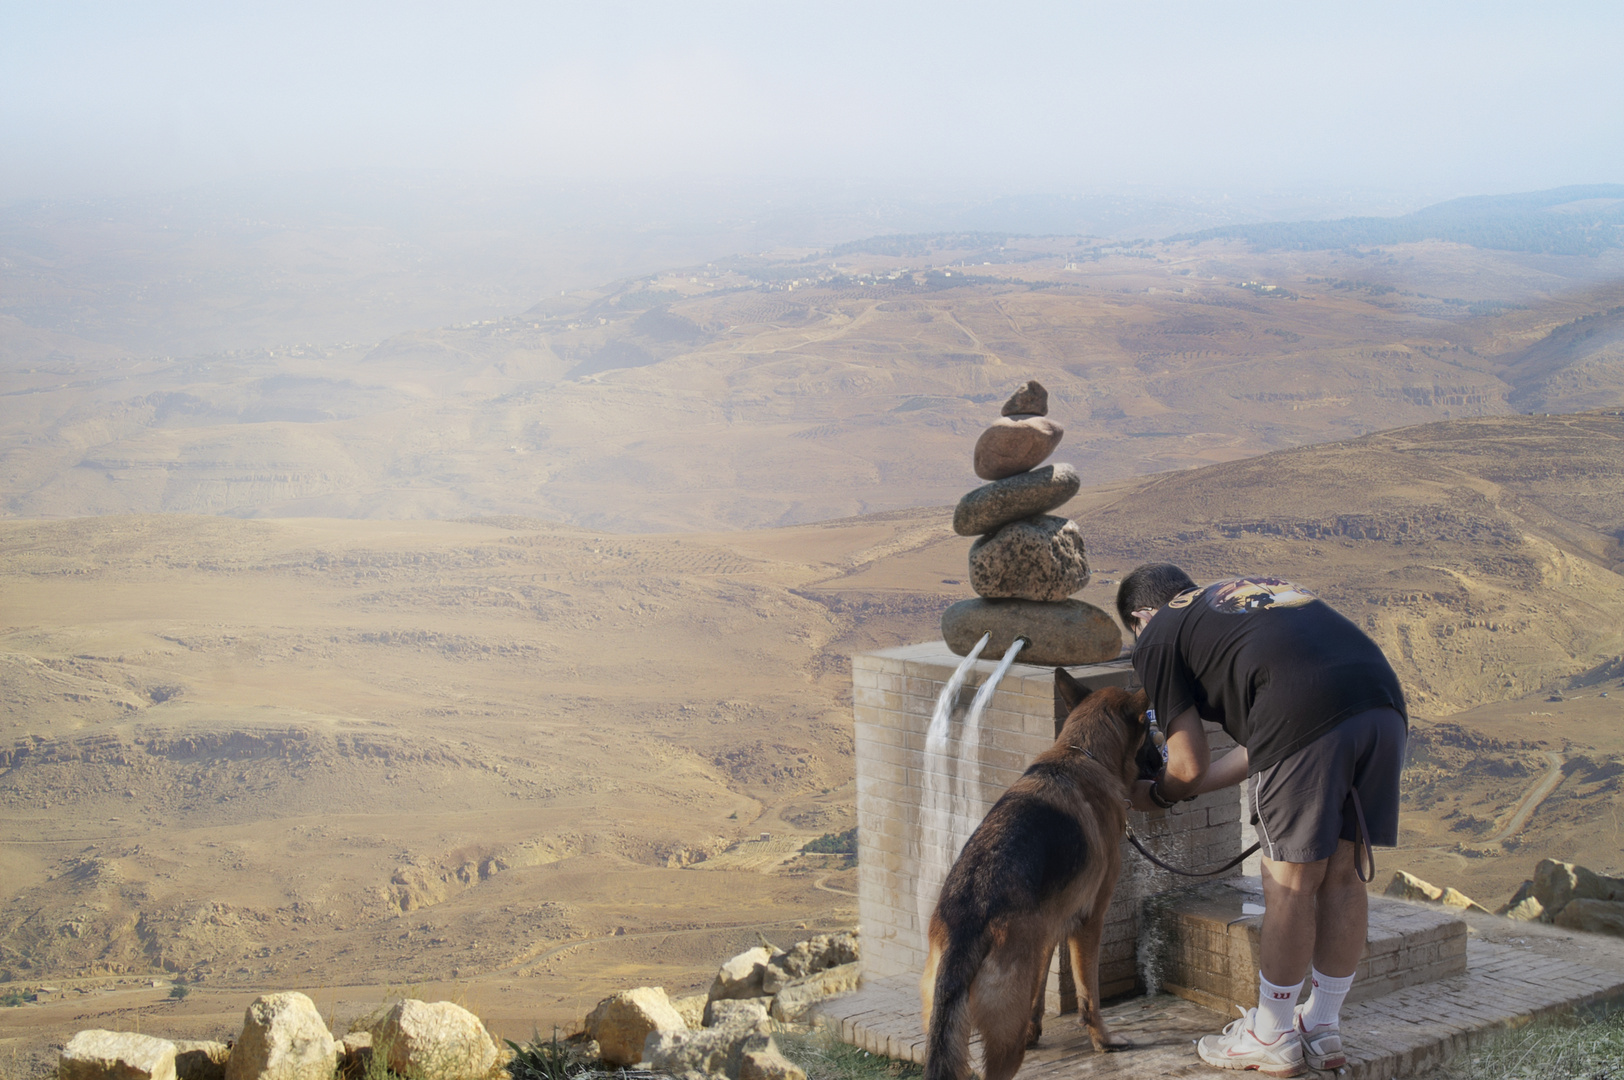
[1125,827,1260,878]
[1350,788,1375,883]
[1122,788,1376,883]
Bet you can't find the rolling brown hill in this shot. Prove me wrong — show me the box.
[1,410,1621,1067]
[5,237,1623,530]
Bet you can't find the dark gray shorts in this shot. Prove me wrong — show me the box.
[1249,706,1407,864]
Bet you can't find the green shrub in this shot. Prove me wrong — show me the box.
[801,828,857,855]
[505,1030,586,1080]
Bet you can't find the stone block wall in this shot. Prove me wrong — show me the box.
[1158,879,1469,1014]
[853,642,1241,1005]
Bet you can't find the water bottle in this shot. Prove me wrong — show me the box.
[1146,709,1169,766]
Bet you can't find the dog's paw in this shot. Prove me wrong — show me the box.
[1091,1033,1132,1053]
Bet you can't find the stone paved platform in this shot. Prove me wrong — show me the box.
[816,905,1624,1078]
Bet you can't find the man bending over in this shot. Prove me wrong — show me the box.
[1117,564,1407,1077]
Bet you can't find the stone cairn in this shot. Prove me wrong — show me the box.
[940,380,1122,666]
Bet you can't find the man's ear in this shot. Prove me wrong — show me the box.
[1055,667,1091,713]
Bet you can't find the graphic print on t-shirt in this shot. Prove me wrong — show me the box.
[1205,577,1317,614]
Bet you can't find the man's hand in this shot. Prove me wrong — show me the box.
[1128,778,1162,812]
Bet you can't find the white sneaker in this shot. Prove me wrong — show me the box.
[1293,1007,1345,1071]
[1196,1009,1305,1077]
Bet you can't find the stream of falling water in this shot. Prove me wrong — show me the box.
[916,634,989,935]
[916,635,1026,936]
[949,638,1026,858]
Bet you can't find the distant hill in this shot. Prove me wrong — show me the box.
[5,235,1624,529]
[1169,185,1624,255]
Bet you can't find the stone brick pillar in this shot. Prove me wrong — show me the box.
[853,642,1240,1003]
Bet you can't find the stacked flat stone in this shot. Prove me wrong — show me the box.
[941,380,1122,666]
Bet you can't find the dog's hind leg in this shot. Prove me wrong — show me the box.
[1024,943,1055,1047]
[968,938,1048,1080]
[980,1023,1030,1080]
[1068,888,1131,1052]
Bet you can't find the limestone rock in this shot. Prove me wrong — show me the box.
[969,516,1089,601]
[173,1041,230,1080]
[1383,872,1486,913]
[367,1000,501,1080]
[670,993,708,1030]
[1505,896,1546,922]
[1495,879,1535,916]
[585,987,687,1066]
[703,998,772,1029]
[335,1033,370,1079]
[761,930,861,993]
[1000,380,1048,417]
[1552,898,1624,938]
[558,1038,600,1070]
[226,992,336,1080]
[708,946,773,1002]
[1533,859,1624,915]
[1439,887,1491,915]
[769,961,862,1021]
[953,464,1080,537]
[941,598,1121,667]
[973,417,1064,481]
[1384,870,1444,903]
[61,1031,178,1080]
[641,1026,773,1080]
[739,1044,807,1080]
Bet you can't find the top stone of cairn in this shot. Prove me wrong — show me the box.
[1001,380,1048,417]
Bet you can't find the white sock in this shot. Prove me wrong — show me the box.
[1300,967,1355,1029]
[1254,973,1303,1038]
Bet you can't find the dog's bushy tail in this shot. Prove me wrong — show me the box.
[924,931,990,1080]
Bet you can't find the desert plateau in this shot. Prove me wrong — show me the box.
[4,191,1624,1076]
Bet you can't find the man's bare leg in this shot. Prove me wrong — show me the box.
[1313,839,1367,977]
[1259,854,1327,985]
[1258,839,1368,982]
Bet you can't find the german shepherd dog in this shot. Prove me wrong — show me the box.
[920,672,1150,1080]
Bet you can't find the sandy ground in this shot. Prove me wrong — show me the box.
[1,411,1622,1077]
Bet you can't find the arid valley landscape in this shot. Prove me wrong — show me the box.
[4,191,1624,1076]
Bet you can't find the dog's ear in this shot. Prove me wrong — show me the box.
[1054,667,1091,713]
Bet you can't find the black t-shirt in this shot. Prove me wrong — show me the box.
[1131,576,1406,775]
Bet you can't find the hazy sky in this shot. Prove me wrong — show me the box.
[4,1,1623,204]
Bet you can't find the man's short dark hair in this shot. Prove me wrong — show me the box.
[1116,563,1198,629]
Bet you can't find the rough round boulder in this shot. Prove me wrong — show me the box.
[61,1031,179,1080]
[1001,380,1048,417]
[1552,898,1624,937]
[174,1041,230,1080]
[584,987,687,1067]
[954,464,1080,536]
[941,598,1121,666]
[973,416,1064,481]
[368,1000,502,1080]
[225,992,336,1080]
[707,945,774,1002]
[969,516,1090,601]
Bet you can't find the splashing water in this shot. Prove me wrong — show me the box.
[949,637,1025,858]
[916,633,989,935]
[915,634,1026,937]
